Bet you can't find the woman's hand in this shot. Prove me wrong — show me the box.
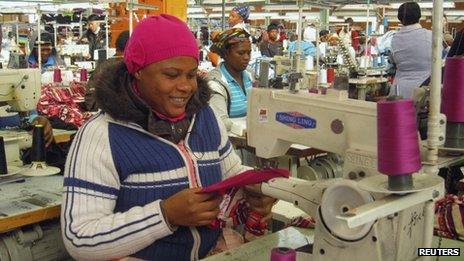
[161,188,222,227]
[31,116,54,147]
[244,184,276,222]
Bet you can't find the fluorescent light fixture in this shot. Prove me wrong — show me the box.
[442,10,464,16]
[351,16,377,23]
[188,14,207,19]
[340,4,376,10]
[0,1,107,13]
[390,3,454,9]
[264,5,314,11]
[329,16,345,23]
[187,7,205,14]
[248,12,279,19]
[284,12,319,19]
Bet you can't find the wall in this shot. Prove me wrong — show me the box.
[109,0,187,48]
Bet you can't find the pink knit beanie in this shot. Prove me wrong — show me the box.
[124,14,199,73]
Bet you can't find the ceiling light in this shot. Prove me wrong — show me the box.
[390,3,455,9]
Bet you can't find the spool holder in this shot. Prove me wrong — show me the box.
[387,174,413,191]
[444,122,464,149]
[21,125,60,177]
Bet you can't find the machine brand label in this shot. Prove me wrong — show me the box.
[345,153,377,169]
[275,112,317,129]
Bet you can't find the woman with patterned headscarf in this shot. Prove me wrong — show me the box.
[228,5,250,31]
[206,28,252,131]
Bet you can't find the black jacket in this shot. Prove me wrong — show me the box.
[81,29,107,60]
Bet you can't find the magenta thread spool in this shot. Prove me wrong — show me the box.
[53,68,62,83]
[377,99,421,190]
[270,247,296,261]
[442,57,464,148]
[80,68,88,82]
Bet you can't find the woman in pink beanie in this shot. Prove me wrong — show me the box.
[61,14,275,260]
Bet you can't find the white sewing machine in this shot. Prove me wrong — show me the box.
[0,69,41,166]
[247,87,444,261]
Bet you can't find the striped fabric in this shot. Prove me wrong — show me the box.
[219,63,252,118]
[61,106,248,260]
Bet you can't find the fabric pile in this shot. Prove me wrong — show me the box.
[434,194,464,240]
[37,81,93,128]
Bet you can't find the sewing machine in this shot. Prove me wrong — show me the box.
[0,69,41,165]
[257,56,313,91]
[246,87,445,260]
[0,69,40,113]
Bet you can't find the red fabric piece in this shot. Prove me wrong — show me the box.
[287,215,316,229]
[434,194,464,240]
[203,169,289,237]
[200,168,290,194]
[37,82,92,128]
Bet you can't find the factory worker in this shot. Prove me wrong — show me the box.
[79,14,107,60]
[287,33,317,58]
[228,4,250,31]
[206,28,252,131]
[442,34,453,58]
[27,32,64,71]
[61,15,275,260]
[447,31,464,57]
[260,23,283,57]
[390,2,432,99]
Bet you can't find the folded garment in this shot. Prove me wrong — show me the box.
[200,168,289,195]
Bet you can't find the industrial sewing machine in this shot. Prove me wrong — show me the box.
[0,68,61,176]
[247,87,445,260]
[0,69,41,166]
[257,56,314,92]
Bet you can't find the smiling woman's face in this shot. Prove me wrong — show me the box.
[135,56,198,117]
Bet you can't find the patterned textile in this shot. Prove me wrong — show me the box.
[210,28,250,58]
[209,187,268,237]
[232,5,250,21]
[205,169,289,237]
[37,81,92,128]
[287,215,316,229]
[434,194,464,240]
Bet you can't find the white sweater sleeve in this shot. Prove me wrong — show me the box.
[208,80,234,131]
[61,116,173,260]
[213,108,251,179]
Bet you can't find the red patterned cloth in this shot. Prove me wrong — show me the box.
[287,215,316,229]
[37,82,93,128]
[434,194,464,240]
[201,169,289,237]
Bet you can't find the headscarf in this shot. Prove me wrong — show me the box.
[232,5,250,23]
[210,28,250,58]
